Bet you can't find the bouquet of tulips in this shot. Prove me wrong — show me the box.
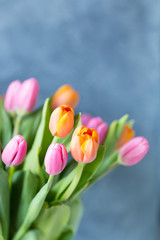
[0,78,149,240]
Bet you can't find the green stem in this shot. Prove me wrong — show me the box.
[9,166,15,188]
[13,175,54,240]
[60,162,84,201]
[13,115,22,137]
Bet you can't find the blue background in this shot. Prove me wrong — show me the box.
[0,0,159,239]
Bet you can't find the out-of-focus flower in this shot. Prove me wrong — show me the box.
[51,85,79,109]
[44,143,67,175]
[81,114,108,145]
[116,125,135,149]
[49,105,74,138]
[118,137,149,166]
[70,126,99,163]
[4,80,21,113]
[1,135,27,166]
[16,78,39,113]
[81,114,92,126]
[4,78,39,114]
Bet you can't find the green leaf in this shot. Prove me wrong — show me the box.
[48,168,76,202]
[88,151,119,186]
[0,149,4,169]
[16,171,40,230]
[103,114,128,158]
[58,197,83,240]
[1,104,12,148]
[67,197,83,233]
[70,146,105,199]
[0,169,9,240]
[24,98,52,184]
[0,222,4,240]
[13,176,54,240]
[34,204,70,240]
[57,229,74,240]
[10,171,24,236]
[127,119,135,128]
[54,113,81,152]
[20,108,42,151]
[21,230,40,240]
[91,115,128,183]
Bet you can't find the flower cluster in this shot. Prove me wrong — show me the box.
[0,79,149,240]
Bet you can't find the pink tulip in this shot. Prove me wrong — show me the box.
[81,114,92,126]
[118,137,149,166]
[1,135,27,166]
[4,78,39,113]
[16,78,39,113]
[4,80,21,112]
[44,143,68,175]
[81,114,108,145]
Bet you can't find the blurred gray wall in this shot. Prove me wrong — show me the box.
[0,0,159,239]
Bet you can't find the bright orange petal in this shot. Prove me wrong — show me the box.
[57,111,74,138]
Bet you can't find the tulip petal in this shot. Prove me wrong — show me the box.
[57,111,74,138]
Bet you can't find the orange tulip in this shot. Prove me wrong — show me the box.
[116,125,135,149]
[49,105,74,138]
[51,85,79,109]
[70,126,99,163]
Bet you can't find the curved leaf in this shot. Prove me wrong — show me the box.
[24,98,52,184]
[0,169,9,239]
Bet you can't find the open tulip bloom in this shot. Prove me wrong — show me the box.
[0,80,149,240]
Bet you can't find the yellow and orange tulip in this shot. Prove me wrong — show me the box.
[49,105,74,138]
[116,125,135,149]
[51,85,79,109]
[70,126,99,163]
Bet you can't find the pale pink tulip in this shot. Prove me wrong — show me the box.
[4,80,21,112]
[44,143,68,175]
[16,78,39,112]
[119,137,149,166]
[1,135,27,166]
[81,114,108,145]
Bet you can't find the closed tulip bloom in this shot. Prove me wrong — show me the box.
[44,143,68,175]
[1,135,27,166]
[81,113,92,126]
[116,125,135,149]
[4,80,21,112]
[118,137,149,166]
[51,85,79,109]
[70,126,99,163]
[16,78,39,113]
[81,114,108,145]
[49,105,74,138]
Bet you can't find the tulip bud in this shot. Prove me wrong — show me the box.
[118,137,149,166]
[49,105,74,138]
[4,80,21,112]
[1,135,27,166]
[81,113,92,126]
[44,143,67,175]
[51,85,79,109]
[70,126,99,163]
[16,78,39,113]
[81,114,108,145]
[116,125,135,149]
